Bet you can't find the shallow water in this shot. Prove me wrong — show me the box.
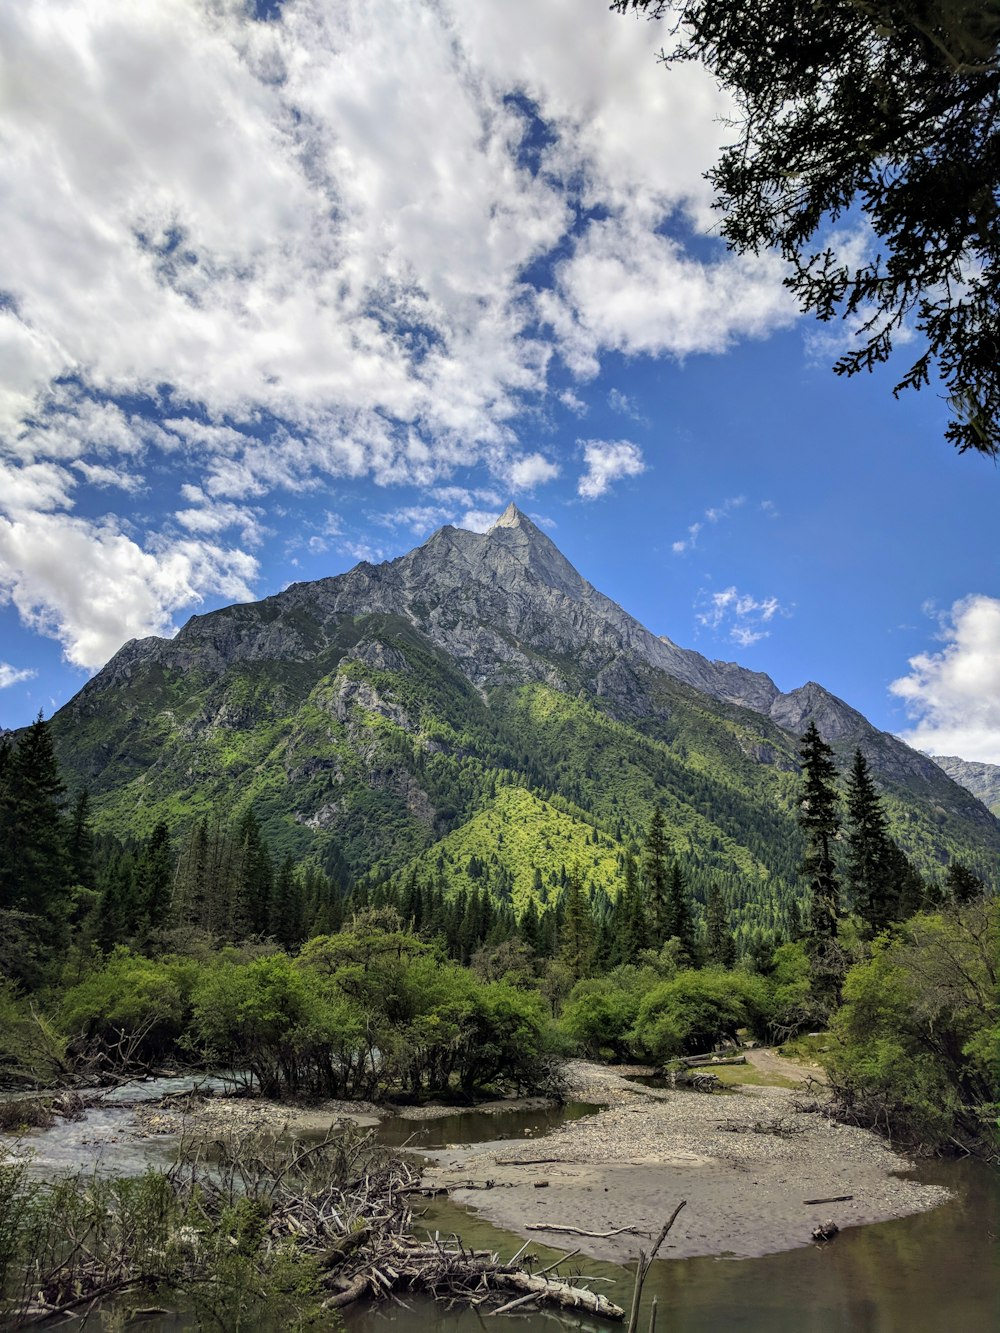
[344,1158,1000,1332]
[0,1073,240,1177]
[4,1084,997,1330]
[374,1100,600,1149]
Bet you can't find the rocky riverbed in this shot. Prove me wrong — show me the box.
[417,1057,951,1263]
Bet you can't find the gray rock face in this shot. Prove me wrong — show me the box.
[930,755,1000,813]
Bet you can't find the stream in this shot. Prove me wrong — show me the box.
[2,1083,997,1330]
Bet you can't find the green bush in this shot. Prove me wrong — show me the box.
[828,901,999,1153]
[630,967,770,1063]
[59,950,202,1068]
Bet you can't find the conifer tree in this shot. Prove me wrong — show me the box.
[705,881,736,967]
[665,860,696,964]
[946,860,986,906]
[136,822,173,934]
[642,807,670,945]
[797,722,842,942]
[0,715,69,945]
[67,789,96,890]
[558,871,595,982]
[844,749,897,933]
[269,855,302,950]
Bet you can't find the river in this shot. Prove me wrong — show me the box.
[2,1082,997,1330]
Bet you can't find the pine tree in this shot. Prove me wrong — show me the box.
[66,789,96,890]
[946,861,986,906]
[797,722,841,942]
[135,822,173,935]
[558,871,595,982]
[642,807,670,945]
[844,749,897,933]
[705,881,736,967]
[665,860,696,964]
[0,715,69,937]
[269,855,303,950]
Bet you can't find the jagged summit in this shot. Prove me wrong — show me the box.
[487,501,526,530]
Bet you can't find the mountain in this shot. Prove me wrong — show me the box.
[930,754,1000,816]
[48,505,1000,909]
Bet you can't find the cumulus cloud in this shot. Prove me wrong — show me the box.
[0,0,796,669]
[0,662,36,689]
[460,509,502,533]
[577,440,645,500]
[509,452,559,491]
[0,510,257,669]
[696,586,789,648]
[891,595,1000,763]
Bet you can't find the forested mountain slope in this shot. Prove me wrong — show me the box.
[48,506,1000,906]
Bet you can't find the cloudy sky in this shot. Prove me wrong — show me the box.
[1,0,999,762]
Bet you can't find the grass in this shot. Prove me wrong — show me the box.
[713,1064,799,1090]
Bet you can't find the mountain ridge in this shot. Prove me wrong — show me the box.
[49,504,1000,897]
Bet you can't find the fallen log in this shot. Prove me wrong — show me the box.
[526,1223,651,1239]
[494,1156,563,1165]
[497,1272,625,1319]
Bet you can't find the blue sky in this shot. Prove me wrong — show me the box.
[1,0,999,761]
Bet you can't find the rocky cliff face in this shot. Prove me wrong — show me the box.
[931,755,1000,814]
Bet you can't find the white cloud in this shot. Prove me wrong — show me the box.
[509,452,559,491]
[577,439,645,500]
[460,508,502,533]
[376,505,452,535]
[696,586,789,648]
[891,594,1000,763]
[72,461,146,493]
[607,388,648,425]
[705,496,745,522]
[673,494,750,552]
[0,509,257,669]
[0,662,36,689]
[558,390,588,417]
[0,0,796,669]
[672,521,702,555]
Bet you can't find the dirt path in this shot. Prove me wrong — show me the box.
[745,1045,828,1085]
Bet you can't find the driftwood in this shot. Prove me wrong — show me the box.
[526,1223,651,1239]
[498,1272,624,1318]
[626,1202,687,1333]
[804,1194,853,1205]
[1,1123,628,1325]
[680,1055,747,1068]
[494,1155,563,1165]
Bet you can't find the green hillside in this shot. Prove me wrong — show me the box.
[397,784,627,916]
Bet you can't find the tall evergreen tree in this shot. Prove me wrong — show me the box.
[642,807,670,946]
[946,860,986,906]
[135,822,173,935]
[664,860,696,964]
[705,881,736,967]
[844,749,897,933]
[66,788,96,891]
[558,871,595,982]
[0,715,68,934]
[797,722,841,942]
[270,854,303,950]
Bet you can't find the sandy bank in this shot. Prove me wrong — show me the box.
[418,1058,950,1264]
